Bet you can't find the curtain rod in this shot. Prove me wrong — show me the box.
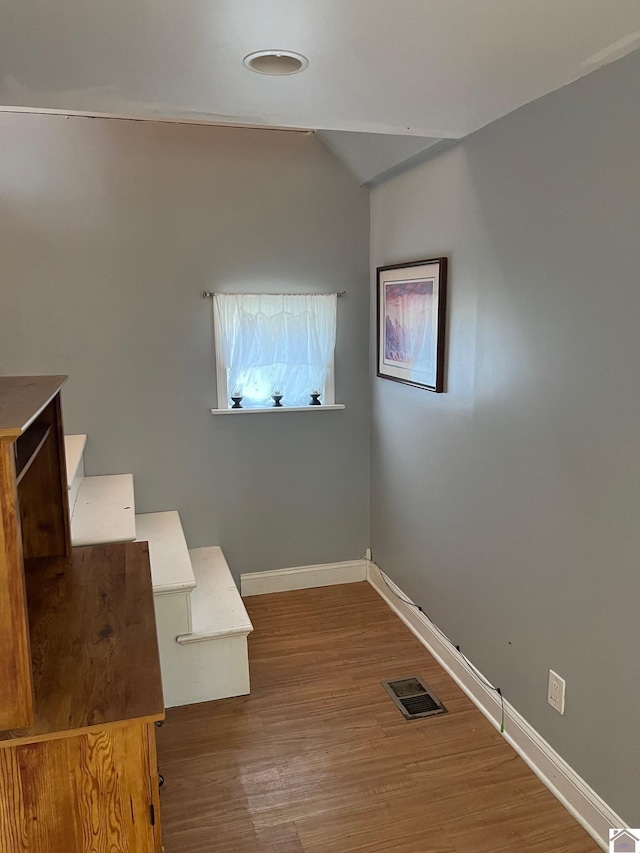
[202,290,346,299]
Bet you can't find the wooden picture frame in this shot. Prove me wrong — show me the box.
[376,257,447,393]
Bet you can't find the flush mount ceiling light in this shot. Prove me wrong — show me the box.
[243,50,309,76]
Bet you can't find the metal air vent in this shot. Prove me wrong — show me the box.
[381,676,447,720]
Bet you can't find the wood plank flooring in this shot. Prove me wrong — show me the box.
[156,582,599,853]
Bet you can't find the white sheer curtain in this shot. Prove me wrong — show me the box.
[213,293,337,409]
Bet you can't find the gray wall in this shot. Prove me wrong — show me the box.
[0,115,370,575]
[370,50,640,824]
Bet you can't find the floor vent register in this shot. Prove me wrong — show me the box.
[381,676,448,720]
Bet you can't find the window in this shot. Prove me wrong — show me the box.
[213,293,337,410]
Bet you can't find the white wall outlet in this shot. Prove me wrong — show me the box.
[548,669,566,714]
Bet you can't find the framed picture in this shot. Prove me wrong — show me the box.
[376,257,447,393]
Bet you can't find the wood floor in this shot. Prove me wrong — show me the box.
[156,582,599,853]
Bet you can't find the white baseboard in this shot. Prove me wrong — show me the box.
[240,559,368,596]
[367,562,625,852]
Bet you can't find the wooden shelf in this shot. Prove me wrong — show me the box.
[14,423,52,485]
[0,541,164,747]
[0,375,67,439]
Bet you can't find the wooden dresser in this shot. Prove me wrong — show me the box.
[0,376,165,852]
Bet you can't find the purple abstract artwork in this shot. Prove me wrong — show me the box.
[377,257,446,392]
[384,279,434,365]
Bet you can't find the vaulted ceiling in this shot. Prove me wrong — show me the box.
[2,0,640,182]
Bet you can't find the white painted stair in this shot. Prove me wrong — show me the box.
[71,474,136,547]
[181,547,253,644]
[64,436,253,708]
[157,546,253,706]
[66,434,137,547]
[136,511,196,596]
[65,433,86,511]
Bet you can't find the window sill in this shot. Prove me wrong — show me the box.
[210,404,345,415]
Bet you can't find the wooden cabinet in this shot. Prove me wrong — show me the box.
[0,377,164,853]
[0,376,70,731]
[0,723,160,851]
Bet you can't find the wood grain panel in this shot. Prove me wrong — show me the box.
[0,542,164,746]
[0,440,34,730]
[147,723,163,851]
[14,739,78,852]
[157,582,600,853]
[14,425,51,485]
[0,748,28,852]
[0,724,157,852]
[18,397,70,560]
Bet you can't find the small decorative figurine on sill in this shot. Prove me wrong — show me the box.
[272,390,283,407]
[309,389,321,405]
[231,389,243,409]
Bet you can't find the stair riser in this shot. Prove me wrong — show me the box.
[158,633,250,708]
[68,456,84,515]
[153,590,192,641]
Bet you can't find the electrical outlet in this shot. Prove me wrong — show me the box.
[548,670,566,714]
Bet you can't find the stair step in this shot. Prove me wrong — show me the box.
[65,434,87,512]
[178,547,253,644]
[64,434,87,488]
[135,511,196,596]
[71,474,136,547]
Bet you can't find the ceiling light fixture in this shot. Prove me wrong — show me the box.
[243,50,309,76]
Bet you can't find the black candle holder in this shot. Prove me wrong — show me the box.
[272,395,283,408]
[309,392,321,406]
[230,396,243,409]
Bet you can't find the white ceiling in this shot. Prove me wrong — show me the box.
[2,0,640,180]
